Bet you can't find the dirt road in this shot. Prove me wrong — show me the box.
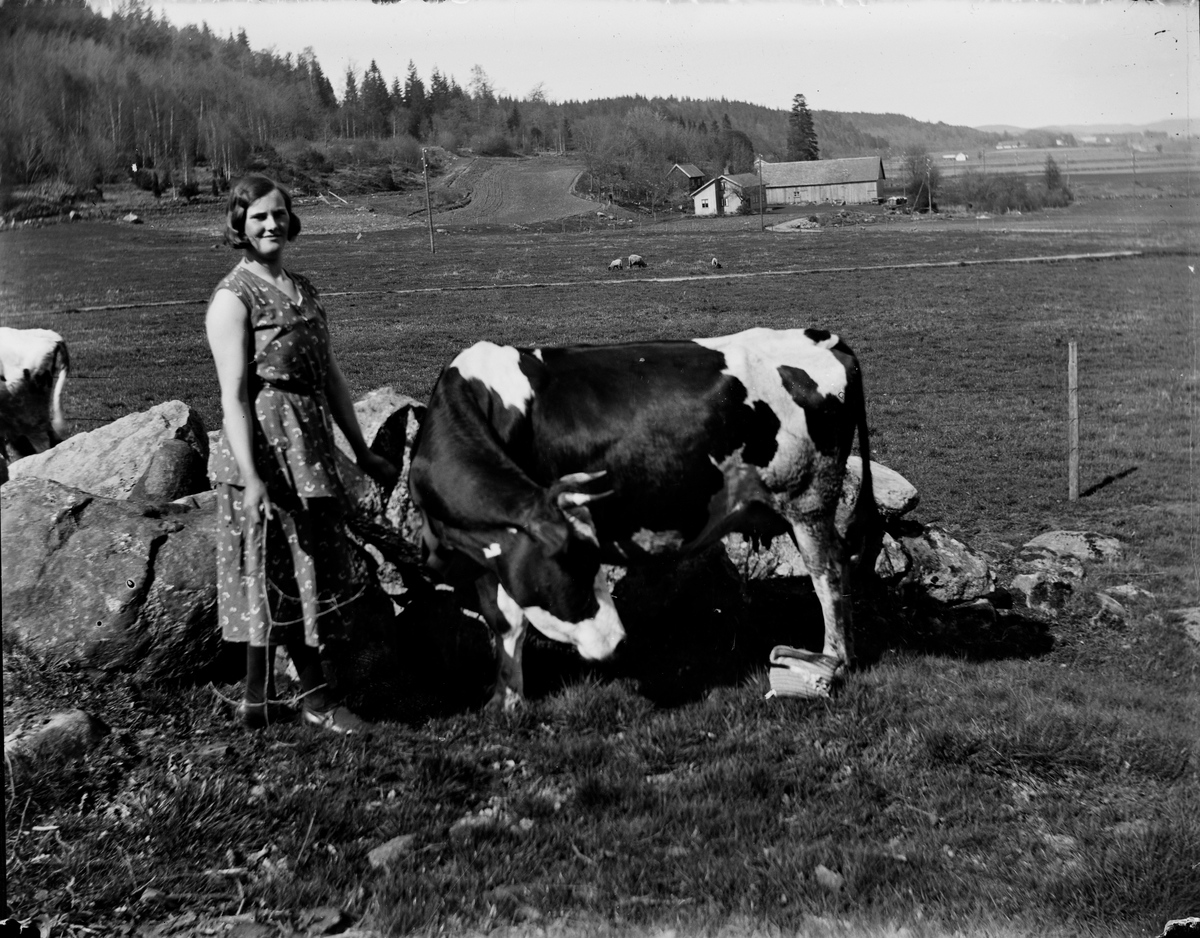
[434,157,599,225]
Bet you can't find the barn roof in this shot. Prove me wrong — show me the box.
[668,162,705,179]
[724,172,763,190]
[692,173,762,198]
[757,157,885,187]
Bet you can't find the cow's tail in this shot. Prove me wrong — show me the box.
[48,340,69,444]
[843,358,882,579]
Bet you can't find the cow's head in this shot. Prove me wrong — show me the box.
[451,471,625,661]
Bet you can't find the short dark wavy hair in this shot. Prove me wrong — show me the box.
[224,174,301,249]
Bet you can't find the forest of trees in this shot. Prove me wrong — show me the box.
[0,0,1008,206]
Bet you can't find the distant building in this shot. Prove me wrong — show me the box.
[691,173,763,216]
[942,152,967,162]
[995,141,1027,150]
[667,163,705,193]
[751,157,885,206]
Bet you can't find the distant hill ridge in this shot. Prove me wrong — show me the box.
[976,119,1189,136]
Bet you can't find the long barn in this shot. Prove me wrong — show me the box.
[755,157,885,206]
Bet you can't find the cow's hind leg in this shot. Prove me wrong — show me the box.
[791,515,854,670]
[476,576,528,711]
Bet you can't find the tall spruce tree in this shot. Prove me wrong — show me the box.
[360,60,391,137]
[787,94,819,161]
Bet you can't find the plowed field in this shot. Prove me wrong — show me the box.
[434,157,598,225]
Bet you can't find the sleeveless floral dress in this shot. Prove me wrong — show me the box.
[208,264,369,649]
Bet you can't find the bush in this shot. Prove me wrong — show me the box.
[946,170,1073,214]
[383,135,424,172]
[294,146,333,174]
[434,130,460,154]
[245,143,285,176]
[476,133,516,157]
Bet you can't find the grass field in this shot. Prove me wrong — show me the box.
[2,194,1198,937]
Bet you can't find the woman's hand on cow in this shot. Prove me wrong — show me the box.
[358,451,399,490]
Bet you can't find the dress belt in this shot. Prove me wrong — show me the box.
[256,375,319,395]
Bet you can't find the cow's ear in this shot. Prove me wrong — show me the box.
[560,504,599,547]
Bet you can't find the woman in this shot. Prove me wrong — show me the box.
[206,174,397,735]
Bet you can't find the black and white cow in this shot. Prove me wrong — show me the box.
[0,327,70,460]
[408,327,879,709]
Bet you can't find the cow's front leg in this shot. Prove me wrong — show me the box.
[791,516,854,672]
[476,576,528,711]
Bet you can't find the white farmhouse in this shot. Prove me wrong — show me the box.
[691,173,764,216]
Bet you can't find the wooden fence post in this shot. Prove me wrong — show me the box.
[1068,340,1079,501]
[422,149,435,255]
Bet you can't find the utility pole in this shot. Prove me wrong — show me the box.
[757,156,765,231]
[422,148,435,254]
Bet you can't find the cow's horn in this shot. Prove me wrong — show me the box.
[557,470,607,487]
[558,490,611,508]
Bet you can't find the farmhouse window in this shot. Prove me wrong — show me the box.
[701,199,709,209]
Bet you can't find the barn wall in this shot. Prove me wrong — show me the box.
[766,179,881,206]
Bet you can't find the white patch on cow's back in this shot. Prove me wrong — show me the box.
[695,328,848,400]
[693,328,851,484]
[451,341,533,413]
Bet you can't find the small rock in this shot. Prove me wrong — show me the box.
[901,527,995,603]
[1090,593,1128,629]
[1110,819,1152,838]
[1041,833,1079,853]
[1011,571,1075,616]
[5,710,110,776]
[840,456,920,520]
[122,212,143,224]
[813,864,844,893]
[874,531,911,581]
[297,906,349,935]
[1171,607,1200,645]
[1107,583,1155,602]
[367,834,416,868]
[1023,531,1122,564]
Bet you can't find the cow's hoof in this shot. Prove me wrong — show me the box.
[483,687,525,713]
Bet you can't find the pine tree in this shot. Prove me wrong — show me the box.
[787,94,819,162]
[360,61,391,137]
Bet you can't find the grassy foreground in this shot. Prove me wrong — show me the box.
[2,198,1198,937]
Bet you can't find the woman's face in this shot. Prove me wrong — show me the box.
[243,189,289,263]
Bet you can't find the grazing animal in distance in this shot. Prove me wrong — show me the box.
[627,254,646,268]
[711,257,722,269]
[0,326,70,459]
[408,327,880,709]
[608,258,623,271]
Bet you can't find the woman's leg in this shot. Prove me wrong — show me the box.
[238,643,297,728]
[289,640,374,735]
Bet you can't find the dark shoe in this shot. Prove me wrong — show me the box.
[236,700,298,729]
[301,704,375,736]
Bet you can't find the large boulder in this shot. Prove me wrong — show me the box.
[888,526,996,604]
[1010,530,1123,616]
[837,456,920,527]
[1,475,414,714]
[8,400,209,501]
[1,477,222,679]
[332,385,427,549]
[327,388,428,605]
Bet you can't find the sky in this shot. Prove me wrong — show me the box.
[126,0,1198,130]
